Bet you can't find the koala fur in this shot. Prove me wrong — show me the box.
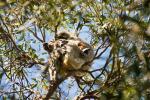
[63,39,94,70]
[43,31,94,80]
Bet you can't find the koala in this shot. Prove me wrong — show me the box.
[43,31,94,80]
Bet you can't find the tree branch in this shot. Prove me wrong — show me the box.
[43,78,65,100]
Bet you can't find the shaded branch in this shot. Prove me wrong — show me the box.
[79,95,99,100]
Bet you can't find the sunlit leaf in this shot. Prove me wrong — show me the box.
[31,83,37,89]
[0,10,4,14]
[18,32,25,41]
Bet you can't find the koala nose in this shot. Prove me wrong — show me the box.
[81,48,90,56]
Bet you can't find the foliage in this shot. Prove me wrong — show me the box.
[0,0,150,99]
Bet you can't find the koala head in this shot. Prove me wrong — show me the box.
[62,39,94,70]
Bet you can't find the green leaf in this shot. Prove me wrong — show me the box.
[0,72,3,80]
[0,10,4,14]
[31,83,37,89]
[18,32,25,41]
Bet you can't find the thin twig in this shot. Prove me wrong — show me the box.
[28,28,43,43]
[88,49,112,92]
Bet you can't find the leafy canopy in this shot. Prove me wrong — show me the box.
[0,0,150,99]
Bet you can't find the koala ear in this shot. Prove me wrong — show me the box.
[55,31,70,40]
[43,42,53,52]
[43,43,49,50]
